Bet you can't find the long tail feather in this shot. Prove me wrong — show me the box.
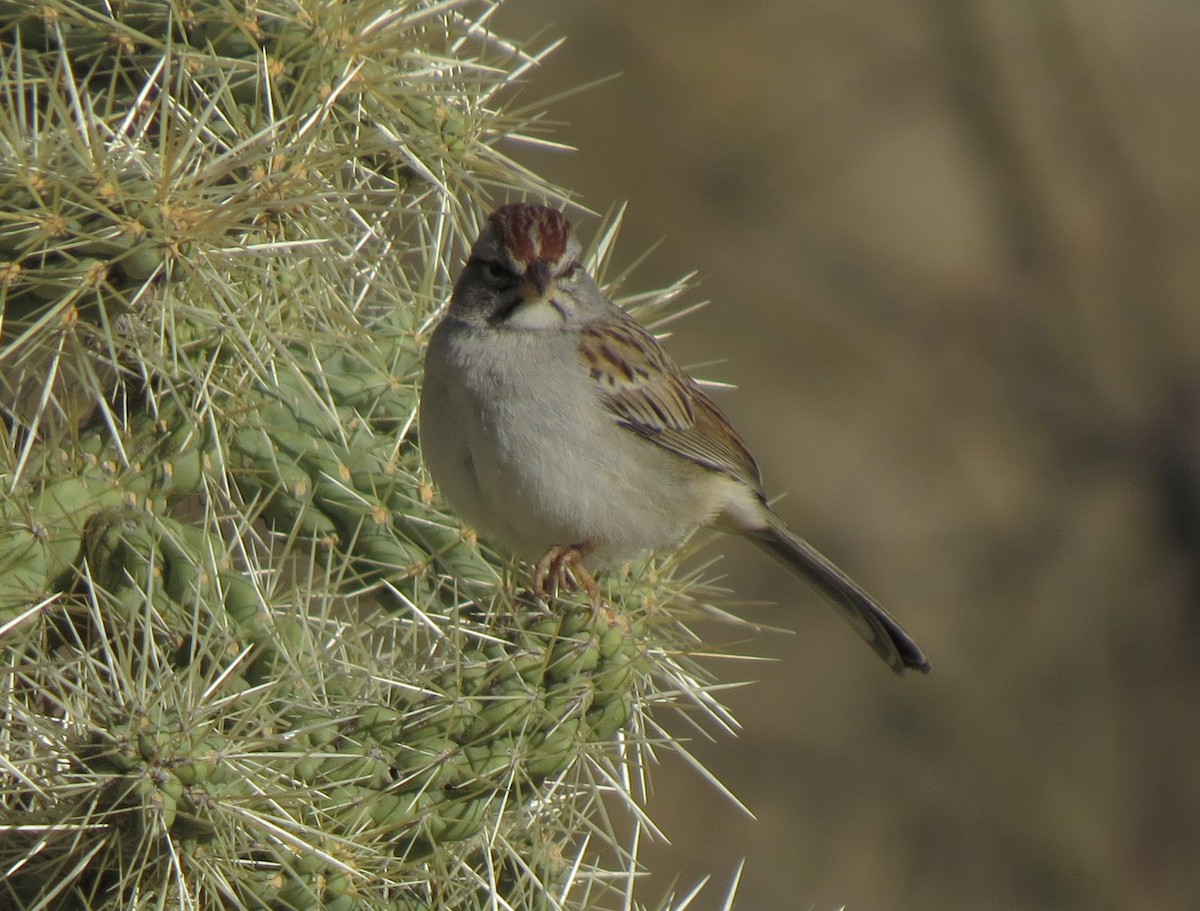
[747,518,931,675]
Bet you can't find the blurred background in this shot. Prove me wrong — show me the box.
[493,3,1199,910]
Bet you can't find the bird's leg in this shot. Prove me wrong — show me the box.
[568,560,602,614]
[533,545,569,600]
[533,542,601,612]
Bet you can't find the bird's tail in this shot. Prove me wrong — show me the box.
[746,516,931,675]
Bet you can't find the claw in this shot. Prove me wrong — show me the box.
[532,542,602,612]
[532,545,567,599]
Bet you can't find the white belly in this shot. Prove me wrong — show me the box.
[420,321,720,561]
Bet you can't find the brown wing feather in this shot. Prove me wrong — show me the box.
[579,311,763,492]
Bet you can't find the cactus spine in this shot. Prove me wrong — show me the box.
[0,4,733,910]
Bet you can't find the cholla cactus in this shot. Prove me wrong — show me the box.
[0,3,740,910]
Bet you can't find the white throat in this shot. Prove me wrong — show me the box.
[505,296,568,331]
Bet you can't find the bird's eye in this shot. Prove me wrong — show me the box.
[482,260,509,282]
[563,261,584,281]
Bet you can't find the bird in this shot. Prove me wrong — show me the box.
[419,202,930,674]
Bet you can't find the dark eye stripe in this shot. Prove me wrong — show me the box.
[469,256,515,283]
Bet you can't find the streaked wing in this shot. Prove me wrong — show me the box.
[579,311,763,491]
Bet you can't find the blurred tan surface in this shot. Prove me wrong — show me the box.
[494,2,1200,909]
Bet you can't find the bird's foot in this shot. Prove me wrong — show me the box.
[533,542,602,613]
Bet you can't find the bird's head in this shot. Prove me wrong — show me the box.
[449,203,595,330]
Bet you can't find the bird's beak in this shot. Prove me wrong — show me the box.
[517,260,552,301]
